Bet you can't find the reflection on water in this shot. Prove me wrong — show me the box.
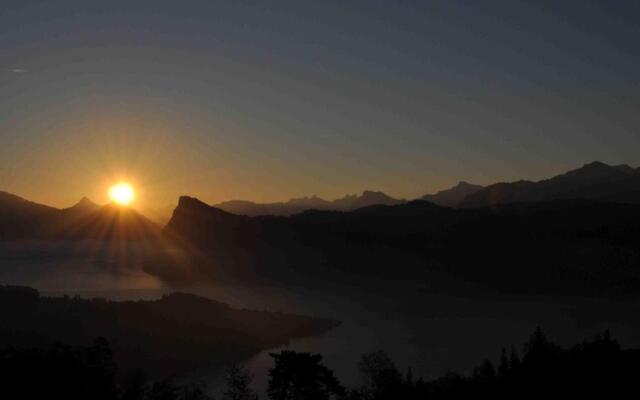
[184,283,640,397]
[0,240,164,292]
[2,240,640,396]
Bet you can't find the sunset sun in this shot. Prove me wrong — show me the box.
[108,183,135,206]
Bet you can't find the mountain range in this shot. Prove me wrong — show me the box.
[214,161,640,215]
[214,190,405,217]
[2,161,640,241]
[461,161,640,207]
[0,191,159,240]
[2,161,640,296]
[420,181,484,207]
[164,192,640,294]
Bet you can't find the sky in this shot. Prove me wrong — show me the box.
[1,0,639,209]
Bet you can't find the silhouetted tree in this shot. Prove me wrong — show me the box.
[222,364,258,400]
[120,370,151,400]
[267,351,345,400]
[472,359,496,384]
[0,340,118,400]
[497,348,509,379]
[147,378,179,400]
[509,345,521,370]
[357,350,402,400]
[344,329,640,399]
[180,384,214,400]
[118,370,212,400]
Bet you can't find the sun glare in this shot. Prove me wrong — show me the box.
[108,183,135,206]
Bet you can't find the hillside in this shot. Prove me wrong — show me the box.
[0,193,159,240]
[164,196,640,296]
[0,285,339,377]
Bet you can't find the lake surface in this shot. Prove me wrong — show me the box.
[3,240,640,396]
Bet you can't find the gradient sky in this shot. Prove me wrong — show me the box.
[1,0,639,209]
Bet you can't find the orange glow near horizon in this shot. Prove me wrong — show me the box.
[108,183,136,206]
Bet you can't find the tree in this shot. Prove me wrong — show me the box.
[144,379,213,400]
[181,384,214,400]
[472,359,496,384]
[222,364,258,400]
[146,378,179,400]
[357,350,402,400]
[497,348,509,379]
[509,345,521,370]
[120,370,150,400]
[0,340,119,400]
[268,351,345,400]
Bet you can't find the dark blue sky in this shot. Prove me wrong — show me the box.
[1,0,639,207]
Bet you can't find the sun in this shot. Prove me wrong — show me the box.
[108,182,135,206]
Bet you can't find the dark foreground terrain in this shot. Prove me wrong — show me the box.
[1,326,637,399]
[0,285,338,377]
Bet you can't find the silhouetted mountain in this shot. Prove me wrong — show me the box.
[0,191,59,238]
[215,190,404,216]
[56,197,101,220]
[68,196,100,211]
[57,204,160,240]
[164,195,640,296]
[214,199,279,216]
[461,161,640,208]
[337,190,404,210]
[169,196,255,242]
[354,200,451,217]
[0,285,339,377]
[0,191,159,240]
[421,181,484,207]
[0,191,57,221]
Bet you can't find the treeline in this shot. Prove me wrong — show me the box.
[1,328,638,399]
[0,338,210,400]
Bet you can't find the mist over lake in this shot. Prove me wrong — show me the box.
[4,240,640,396]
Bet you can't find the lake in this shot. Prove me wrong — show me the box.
[3,240,640,396]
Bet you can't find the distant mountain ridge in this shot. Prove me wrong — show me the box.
[215,190,405,216]
[209,161,640,214]
[461,161,640,208]
[421,181,484,207]
[2,161,639,235]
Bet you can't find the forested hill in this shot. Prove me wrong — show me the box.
[0,285,339,377]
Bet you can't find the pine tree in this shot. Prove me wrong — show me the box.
[509,345,521,370]
[498,347,510,378]
[222,364,258,400]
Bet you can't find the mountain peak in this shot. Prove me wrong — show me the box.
[582,161,609,168]
[177,196,236,218]
[178,196,209,209]
[551,161,635,183]
[574,161,634,174]
[421,181,484,208]
[72,196,99,209]
[455,181,477,188]
[361,190,392,199]
[461,161,640,208]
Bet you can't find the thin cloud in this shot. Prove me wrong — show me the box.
[8,68,28,74]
